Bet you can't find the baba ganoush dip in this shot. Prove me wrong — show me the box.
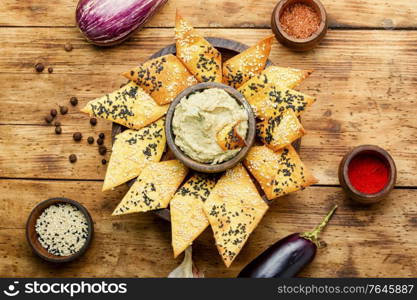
[172,88,248,164]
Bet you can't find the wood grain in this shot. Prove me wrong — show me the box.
[0,0,415,29]
[0,179,415,277]
[0,28,416,186]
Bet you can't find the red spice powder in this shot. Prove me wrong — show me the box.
[279,2,321,39]
[348,154,390,194]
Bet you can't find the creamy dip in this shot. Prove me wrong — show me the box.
[172,88,248,164]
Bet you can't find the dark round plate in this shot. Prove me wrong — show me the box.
[112,37,301,222]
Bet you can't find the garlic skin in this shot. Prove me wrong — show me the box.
[168,247,204,278]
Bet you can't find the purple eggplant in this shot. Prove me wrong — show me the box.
[76,0,168,46]
[238,205,337,278]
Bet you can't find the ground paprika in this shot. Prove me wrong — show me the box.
[348,154,389,194]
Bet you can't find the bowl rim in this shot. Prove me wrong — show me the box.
[26,197,94,263]
[340,145,397,201]
[272,0,328,44]
[165,82,256,173]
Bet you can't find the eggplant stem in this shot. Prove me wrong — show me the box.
[300,205,338,248]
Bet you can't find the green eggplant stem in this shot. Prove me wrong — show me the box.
[300,205,338,248]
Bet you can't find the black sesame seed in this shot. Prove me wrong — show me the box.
[101,159,107,165]
[87,136,94,144]
[96,138,103,145]
[48,67,53,74]
[55,126,62,134]
[99,133,105,139]
[89,118,97,126]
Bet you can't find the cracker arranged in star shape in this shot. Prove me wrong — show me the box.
[239,66,313,99]
[81,82,168,130]
[244,145,317,200]
[246,83,316,119]
[223,36,274,89]
[112,160,188,215]
[256,109,305,152]
[171,173,217,258]
[175,12,222,83]
[123,54,197,105]
[204,164,269,267]
[103,118,166,191]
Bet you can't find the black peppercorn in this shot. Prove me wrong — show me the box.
[54,121,61,127]
[48,67,53,74]
[64,42,73,52]
[55,126,62,134]
[102,159,107,165]
[50,109,57,118]
[70,96,78,106]
[60,106,68,115]
[35,63,44,73]
[99,146,107,155]
[69,154,77,163]
[87,136,94,144]
[90,118,97,126]
[99,133,105,139]
[45,115,53,124]
[73,132,82,141]
[96,138,103,145]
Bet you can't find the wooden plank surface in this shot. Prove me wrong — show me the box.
[0,179,416,278]
[1,0,417,279]
[1,28,416,186]
[0,0,416,28]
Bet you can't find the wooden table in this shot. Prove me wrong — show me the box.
[0,0,416,278]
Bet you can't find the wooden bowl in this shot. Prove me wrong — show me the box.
[26,197,94,263]
[271,0,328,51]
[165,82,256,173]
[338,145,397,205]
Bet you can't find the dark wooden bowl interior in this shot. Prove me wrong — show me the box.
[338,145,397,204]
[271,0,328,51]
[26,197,94,263]
[112,37,301,221]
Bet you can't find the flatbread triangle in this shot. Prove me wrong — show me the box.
[103,118,166,191]
[81,82,168,130]
[204,164,268,267]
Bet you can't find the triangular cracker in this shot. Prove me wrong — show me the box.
[103,118,166,192]
[244,145,317,200]
[256,110,305,152]
[171,174,217,258]
[122,54,197,105]
[223,36,273,88]
[81,82,168,130]
[204,164,268,267]
[239,66,313,99]
[112,160,188,215]
[216,122,246,151]
[247,83,315,119]
[175,12,222,83]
